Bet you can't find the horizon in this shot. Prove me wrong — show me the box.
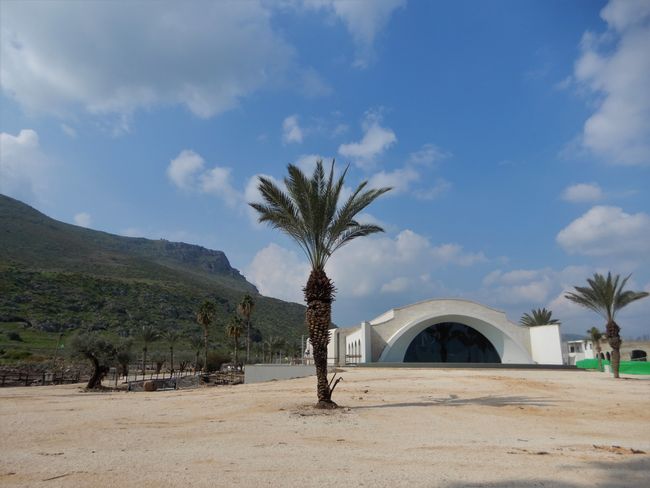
[1,0,649,337]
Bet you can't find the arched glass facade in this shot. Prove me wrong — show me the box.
[404,322,501,363]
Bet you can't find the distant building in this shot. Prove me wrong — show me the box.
[305,298,563,365]
[562,339,596,365]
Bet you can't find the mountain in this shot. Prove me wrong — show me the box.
[0,194,306,350]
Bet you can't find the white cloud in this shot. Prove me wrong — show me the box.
[0,2,293,121]
[298,67,332,98]
[556,205,650,258]
[167,149,240,207]
[282,115,303,144]
[245,243,310,303]
[408,143,451,166]
[0,129,49,203]
[338,110,397,168]
[167,150,205,191]
[302,0,406,68]
[561,182,604,203]
[413,178,451,201]
[60,123,77,138]
[368,167,418,194]
[573,0,650,165]
[73,212,92,228]
[294,153,326,174]
[247,229,487,304]
[199,166,240,207]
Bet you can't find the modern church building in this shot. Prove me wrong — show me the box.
[315,299,563,366]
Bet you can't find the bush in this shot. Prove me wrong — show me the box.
[7,331,23,342]
[206,351,230,372]
[2,349,32,360]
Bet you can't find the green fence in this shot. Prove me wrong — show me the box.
[576,359,650,375]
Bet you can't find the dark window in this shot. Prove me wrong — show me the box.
[404,322,501,363]
[606,351,611,361]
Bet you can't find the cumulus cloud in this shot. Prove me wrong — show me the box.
[73,212,92,228]
[573,0,650,165]
[301,0,406,68]
[561,182,604,203]
[556,205,650,258]
[368,167,418,194]
[338,111,397,168]
[247,229,487,304]
[0,129,49,202]
[0,1,293,121]
[282,115,304,144]
[167,150,240,207]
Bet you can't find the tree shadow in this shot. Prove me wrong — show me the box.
[442,457,650,488]
[352,394,556,410]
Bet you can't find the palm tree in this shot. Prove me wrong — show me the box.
[587,327,604,371]
[226,315,244,365]
[250,160,391,408]
[565,273,648,378]
[238,293,255,363]
[189,333,204,372]
[196,300,217,372]
[164,329,181,375]
[139,325,159,380]
[265,335,284,363]
[519,308,561,327]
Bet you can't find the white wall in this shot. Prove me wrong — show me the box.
[529,325,563,365]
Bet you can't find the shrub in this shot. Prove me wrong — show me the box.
[7,331,23,342]
[206,351,230,372]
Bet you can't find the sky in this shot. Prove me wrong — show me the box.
[1,0,649,338]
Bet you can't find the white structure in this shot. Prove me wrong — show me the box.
[307,298,563,365]
[563,339,596,365]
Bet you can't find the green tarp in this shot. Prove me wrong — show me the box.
[576,358,650,375]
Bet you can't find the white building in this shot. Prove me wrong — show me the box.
[563,339,596,365]
[306,298,563,365]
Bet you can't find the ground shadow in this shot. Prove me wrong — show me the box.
[442,457,650,488]
[352,394,556,410]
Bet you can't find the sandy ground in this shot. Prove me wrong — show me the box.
[1,368,649,488]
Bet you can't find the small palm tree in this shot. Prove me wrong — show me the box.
[565,273,648,378]
[226,315,244,365]
[164,329,181,374]
[139,325,159,380]
[265,335,284,363]
[189,333,204,372]
[587,327,604,371]
[196,300,217,372]
[519,308,561,327]
[250,160,390,408]
[238,293,255,364]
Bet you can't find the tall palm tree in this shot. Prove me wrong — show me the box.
[238,293,255,363]
[196,300,217,373]
[250,160,391,408]
[565,273,648,378]
[164,329,181,375]
[519,308,561,327]
[587,327,604,372]
[139,325,159,380]
[226,315,244,364]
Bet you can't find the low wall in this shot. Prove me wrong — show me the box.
[244,364,316,384]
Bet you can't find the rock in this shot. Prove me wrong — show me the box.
[143,381,157,392]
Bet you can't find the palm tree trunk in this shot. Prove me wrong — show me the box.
[203,327,209,373]
[246,318,251,363]
[596,345,602,371]
[305,269,335,408]
[607,320,622,379]
[170,346,174,375]
[142,347,147,380]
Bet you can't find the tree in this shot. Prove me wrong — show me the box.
[587,327,604,371]
[565,273,648,378]
[189,333,204,372]
[238,293,255,363]
[196,300,217,372]
[116,339,133,379]
[519,308,561,327]
[226,315,244,365]
[70,332,116,389]
[250,160,390,408]
[264,335,284,363]
[164,329,181,374]
[138,325,159,380]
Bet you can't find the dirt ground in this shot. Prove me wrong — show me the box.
[1,367,648,488]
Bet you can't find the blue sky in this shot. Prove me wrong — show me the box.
[1,0,649,337]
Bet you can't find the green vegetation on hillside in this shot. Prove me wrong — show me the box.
[0,194,308,365]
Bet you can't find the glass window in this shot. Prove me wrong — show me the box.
[404,322,501,363]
